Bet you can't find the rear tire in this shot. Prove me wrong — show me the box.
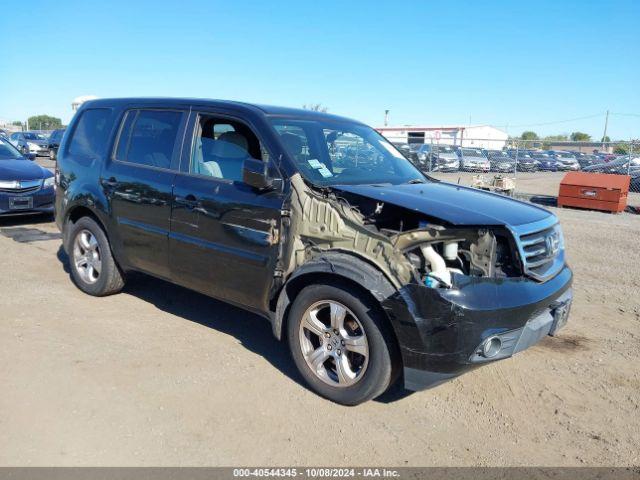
[287,282,399,405]
[67,216,125,296]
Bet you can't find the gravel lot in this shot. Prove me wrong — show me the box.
[0,166,638,466]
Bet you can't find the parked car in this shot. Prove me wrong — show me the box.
[9,131,49,156]
[0,136,55,216]
[56,98,572,405]
[392,142,411,156]
[547,151,580,171]
[597,153,619,163]
[456,147,490,172]
[419,144,460,172]
[507,151,539,172]
[582,157,640,175]
[531,152,560,171]
[46,128,66,160]
[406,143,424,163]
[573,153,600,169]
[484,150,515,172]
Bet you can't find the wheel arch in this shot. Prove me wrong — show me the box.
[272,252,402,351]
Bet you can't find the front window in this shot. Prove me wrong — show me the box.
[461,148,484,157]
[50,130,64,142]
[22,132,46,140]
[0,138,23,160]
[435,146,455,153]
[189,113,271,182]
[270,118,425,186]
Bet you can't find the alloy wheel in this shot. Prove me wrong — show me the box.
[72,229,102,284]
[298,300,369,387]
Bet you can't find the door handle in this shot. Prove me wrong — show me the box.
[176,194,203,211]
[102,176,118,188]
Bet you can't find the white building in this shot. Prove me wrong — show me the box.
[71,95,98,111]
[376,125,509,150]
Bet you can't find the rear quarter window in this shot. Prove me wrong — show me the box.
[66,108,113,158]
[113,109,183,170]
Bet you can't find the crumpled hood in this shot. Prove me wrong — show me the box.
[0,159,51,181]
[332,181,552,227]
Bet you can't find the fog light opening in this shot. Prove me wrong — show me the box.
[482,336,502,358]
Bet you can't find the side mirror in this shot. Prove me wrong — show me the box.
[242,157,273,190]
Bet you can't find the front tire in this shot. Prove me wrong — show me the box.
[67,216,125,296]
[287,283,399,405]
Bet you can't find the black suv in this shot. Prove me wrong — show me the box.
[47,128,66,160]
[55,98,573,405]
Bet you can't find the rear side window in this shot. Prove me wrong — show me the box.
[114,109,183,169]
[66,108,112,158]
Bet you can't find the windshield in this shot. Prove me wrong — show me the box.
[270,119,426,186]
[555,152,575,158]
[461,149,484,157]
[0,138,24,160]
[23,132,46,140]
[50,129,64,141]
[532,154,550,159]
[432,146,455,154]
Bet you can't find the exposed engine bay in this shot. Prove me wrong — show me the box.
[279,175,524,292]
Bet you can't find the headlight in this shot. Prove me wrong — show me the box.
[43,177,55,188]
[0,180,18,189]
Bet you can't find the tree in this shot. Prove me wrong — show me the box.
[613,145,628,154]
[302,103,328,113]
[601,135,611,142]
[570,131,591,142]
[541,134,568,149]
[520,131,539,140]
[613,143,638,155]
[27,115,62,130]
[11,121,22,127]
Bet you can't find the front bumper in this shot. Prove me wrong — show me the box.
[382,266,573,391]
[462,162,490,172]
[28,145,47,154]
[0,187,55,216]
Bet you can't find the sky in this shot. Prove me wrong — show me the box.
[1,0,638,139]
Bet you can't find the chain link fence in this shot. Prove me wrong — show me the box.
[401,139,639,207]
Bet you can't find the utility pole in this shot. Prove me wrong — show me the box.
[384,110,389,127]
[602,110,609,149]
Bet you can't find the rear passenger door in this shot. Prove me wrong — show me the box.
[169,111,285,311]
[103,108,187,280]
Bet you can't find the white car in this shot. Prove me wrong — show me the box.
[9,132,49,156]
[458,148,490,172]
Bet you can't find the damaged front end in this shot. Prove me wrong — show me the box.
[275,175,573,391]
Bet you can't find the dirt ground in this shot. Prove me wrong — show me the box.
[0,178,639,466]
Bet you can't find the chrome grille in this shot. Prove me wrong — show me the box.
[511,217,565,282]
[0,180,42,194]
